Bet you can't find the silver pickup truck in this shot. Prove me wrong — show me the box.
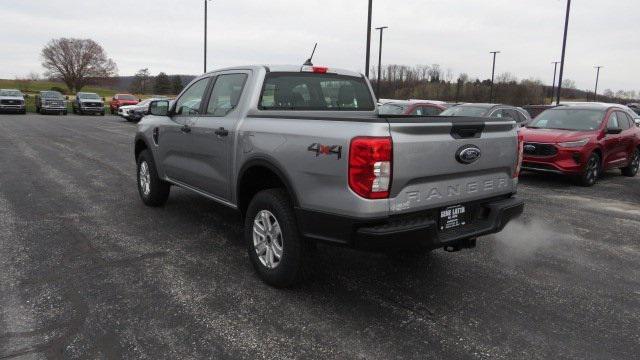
[134,65,524,287]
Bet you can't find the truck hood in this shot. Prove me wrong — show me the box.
[0,96,24,101]
[520,127,594,143]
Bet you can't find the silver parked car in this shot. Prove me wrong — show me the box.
[0,89,26,114]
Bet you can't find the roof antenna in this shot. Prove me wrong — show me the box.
[303,43,318,66]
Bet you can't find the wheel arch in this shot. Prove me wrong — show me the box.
[236,158,300,217]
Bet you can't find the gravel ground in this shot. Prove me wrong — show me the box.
[0,114,638,359]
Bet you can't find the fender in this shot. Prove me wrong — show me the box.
[236,156,300,208]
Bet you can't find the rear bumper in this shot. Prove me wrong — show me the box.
[296,195,524,250]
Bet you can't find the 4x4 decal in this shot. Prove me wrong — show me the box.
[307,143,342,159]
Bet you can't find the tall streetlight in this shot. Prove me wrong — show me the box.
[375,26,388,98]
[551,61,560,101]
[556,0,571,105]
[489,51,500,102]
[204,0,212,73]
[365,0,373,78]
[593,66,603,102]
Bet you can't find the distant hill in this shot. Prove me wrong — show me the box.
[1,74,198,96]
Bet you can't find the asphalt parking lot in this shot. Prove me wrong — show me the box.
[0,114,638,359]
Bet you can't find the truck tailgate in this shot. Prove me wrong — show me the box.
[385,116,518,214]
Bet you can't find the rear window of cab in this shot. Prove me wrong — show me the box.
[259,72,375,111]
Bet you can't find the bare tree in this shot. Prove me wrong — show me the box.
[27,71,41,81]
[41,38,117,92]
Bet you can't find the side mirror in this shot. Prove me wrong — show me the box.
[65,96,69,100]
[102,97,106,102]
[149,100,170,116]
[138,98,142,102]
[606,127,622,135]
[23,94,29,99]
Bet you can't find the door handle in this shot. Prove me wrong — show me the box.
[181,124,191,133]
[215,127,229,137]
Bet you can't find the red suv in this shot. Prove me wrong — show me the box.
[110,94,139,113]
[520,104,640,186]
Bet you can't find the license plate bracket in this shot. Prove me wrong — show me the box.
[439,204,467,232]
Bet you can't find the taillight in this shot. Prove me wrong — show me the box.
[513,132,524,178]
[349,137,392,199]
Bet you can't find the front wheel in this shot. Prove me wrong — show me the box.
[579,153,600,187]
[136,150,170,207]
[621,149,639,177]
[245,189,307,287]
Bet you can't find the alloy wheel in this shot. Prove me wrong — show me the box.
[139,161,151,196]
[252,210,283,269]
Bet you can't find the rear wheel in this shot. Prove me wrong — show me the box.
[136,149,170,207]
[245,189,307,287]
[579,153,600,187]
[621,149,640,177]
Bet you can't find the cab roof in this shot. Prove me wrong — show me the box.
[204,65,363,78]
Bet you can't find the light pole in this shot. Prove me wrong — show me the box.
[375,26,388,98]
[365,0,373,78]
[593,66,603,102]
[556,0,571,105]
[204,0,211,73]
[489,51,500,102]
[551,61,560,101]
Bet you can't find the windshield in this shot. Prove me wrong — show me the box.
[528,109,605,131]
[41,91,63,99]
[78,93,100,99]
[379,103,408,115]
[0,90,23,97]
[440,106,488,117]
[119,95,137,101]
[260,72,375,111]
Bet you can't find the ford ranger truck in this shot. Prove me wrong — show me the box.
[134,65,524,287]
[0,89,27,114]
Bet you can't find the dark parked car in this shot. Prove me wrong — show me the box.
[440,103,531,126]
[378,100,447,116]
[35,91,68,115]
[520,103,640,186]
[522,104,556,119]
[73,92,105,115]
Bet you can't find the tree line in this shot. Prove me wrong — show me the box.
[370,64,639,106]
[128,68,184,95]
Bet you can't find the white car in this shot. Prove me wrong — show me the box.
[117,104,137,120]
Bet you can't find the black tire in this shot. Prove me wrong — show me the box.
[100,111,105,116]
[245,189,307,287]
[136,149,170,207]
[621,148,640,177]
[20,109,26,114]
[63,110,68,115]
[579,153,601,187]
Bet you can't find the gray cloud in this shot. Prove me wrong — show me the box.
[0,0,638,92]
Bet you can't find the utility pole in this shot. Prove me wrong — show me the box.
[556,0,571,105]
[365,0,373,78]
[551,61,560,101]
[375,26,388,99]
[593,66,603,102]
[204,0,211,73]
[489,51,500,102]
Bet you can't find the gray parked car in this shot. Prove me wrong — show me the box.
[73,92,105,115]
[35,90,68,115]
[134,65,524,287]
[0,89,26,114]
[441,103,531,126]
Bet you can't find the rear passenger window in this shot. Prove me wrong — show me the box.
[617,112,631,130]
[206,74,248,116]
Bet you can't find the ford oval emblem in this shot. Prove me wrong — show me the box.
[456,145,481,164]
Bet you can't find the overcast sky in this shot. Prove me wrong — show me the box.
[1,0,638,92]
